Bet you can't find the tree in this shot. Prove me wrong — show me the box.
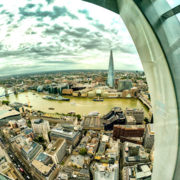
[76,114,81,121]
[37,136,45,143]
[79,148,87,156]
[2,100,10,105]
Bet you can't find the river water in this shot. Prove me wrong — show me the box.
[0,90,150,118]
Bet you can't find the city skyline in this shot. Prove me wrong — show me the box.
[0,0,178,77]
[0,0,144,77]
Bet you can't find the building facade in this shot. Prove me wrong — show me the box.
[107,50,114,88]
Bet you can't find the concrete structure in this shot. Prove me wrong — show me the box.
[125,108,144,124]
[83,115,103,130]
[11,135,43,162]
[122,142,150,166]
[50,125,81,147]
[93,163,119,180]
[32,119,50,141]
[58,116,78,126]
[46,139,67,164]
[32,119,50,134]
[82,1,180,179]
[122,164,152,180]
[107,50,114,88]
[144,124,154,150]
[0,147,19,180]
[118,80,132,92]
[67,155,90,169]
[126,115,136,125]
[32,152,57,180]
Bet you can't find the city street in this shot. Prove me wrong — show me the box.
[7,148,34,180]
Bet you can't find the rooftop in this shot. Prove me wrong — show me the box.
[147,124,154,135]
[51,125,79,139]
[0,173,13,180]
[33,119,44,124]
[0,106,20,120]
[47,138,66,155]
[94,163,119,180]
[32,159,52,175]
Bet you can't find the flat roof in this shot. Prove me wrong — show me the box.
[51,126,79,138]
[47,139,65,155]
[32,159,52,174]
[0,173,13,180]
[114,125,145,129]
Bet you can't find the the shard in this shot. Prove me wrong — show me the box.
[107,50,114,88]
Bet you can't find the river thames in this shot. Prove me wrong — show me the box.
[0,91,150,118]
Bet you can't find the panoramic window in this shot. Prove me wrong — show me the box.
[0,0,155,180]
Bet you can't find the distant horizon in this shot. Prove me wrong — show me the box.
[0,0,144,76]
[0,69,144,78]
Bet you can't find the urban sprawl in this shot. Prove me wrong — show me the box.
[0,52,153,180]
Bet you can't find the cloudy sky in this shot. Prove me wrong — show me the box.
[0,0,178,76]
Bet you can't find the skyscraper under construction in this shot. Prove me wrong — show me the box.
[107,50,114,88]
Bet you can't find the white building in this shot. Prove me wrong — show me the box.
[46,138,67,164]
[32,119,50,134]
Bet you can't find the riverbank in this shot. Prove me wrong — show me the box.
[0,91,150,118]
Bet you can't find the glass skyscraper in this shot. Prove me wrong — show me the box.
[107,50,114,88]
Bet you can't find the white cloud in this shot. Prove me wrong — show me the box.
[0,0,143,76]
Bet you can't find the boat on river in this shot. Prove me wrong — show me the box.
[43,95,70,101]
[57,96,70,101]
[93,97,104,102]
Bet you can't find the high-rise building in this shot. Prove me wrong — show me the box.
[46,138,67,164]
[118,80,133,92]
[107,50,114,88]
[32,119,50,134]
[32,119,50,142]
[144,124,154,150]
[125,108,144,124]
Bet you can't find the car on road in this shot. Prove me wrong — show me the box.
[19,168,24,172]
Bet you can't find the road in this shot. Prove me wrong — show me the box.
[7,148,34,180]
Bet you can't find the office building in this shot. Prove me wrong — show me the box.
[46,139,67,164]
[11,135,43,162]
[118,80,132,92]
[93,163,119,180]
[113,125,145,138]
[50,125,81,147]
[32,119,50,134]
[122,142,150,166]
[144,124,154,150]
[32,119,50,141]
[125,108,144,124]
[122,164,152,180]
[126,115,136,125]
[107,50,114,88]
[32,152,57,180]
